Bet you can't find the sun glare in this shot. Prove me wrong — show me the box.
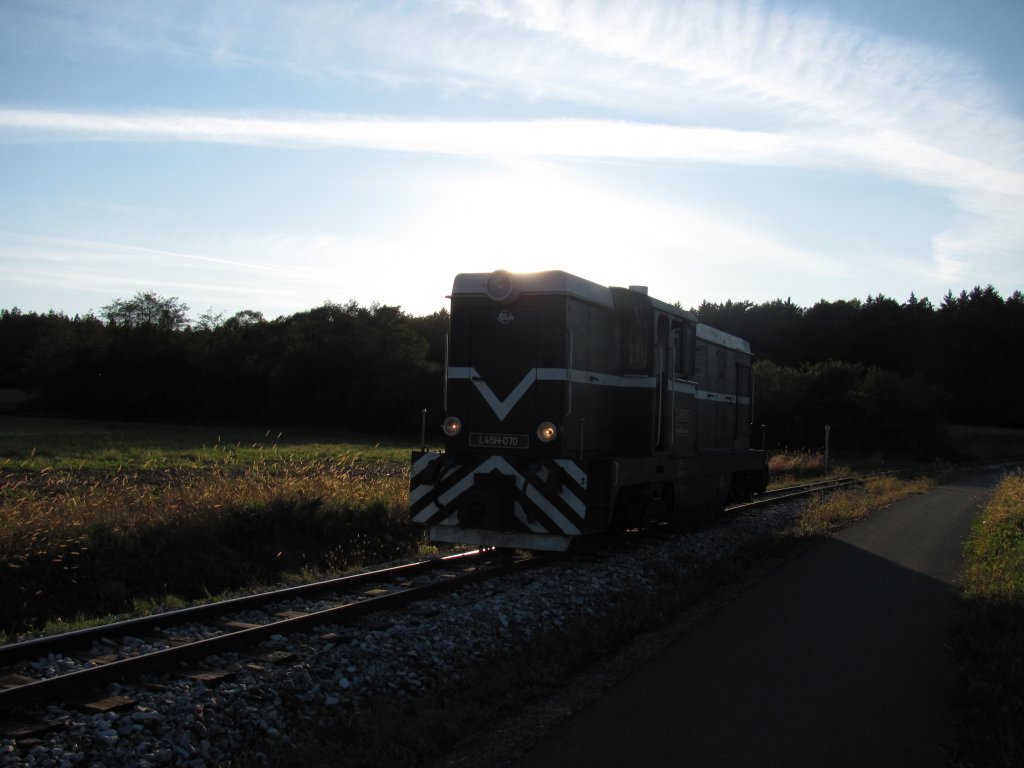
[411,162,665,281]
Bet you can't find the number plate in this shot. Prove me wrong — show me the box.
[469,432,529,449]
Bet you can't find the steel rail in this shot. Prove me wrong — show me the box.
[0,550,486,668]
[729,475,868,513]
[0,553,542,714]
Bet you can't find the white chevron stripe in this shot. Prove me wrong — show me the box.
[413,455,587,533]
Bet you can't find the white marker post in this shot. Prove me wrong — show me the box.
[824,425,831,475]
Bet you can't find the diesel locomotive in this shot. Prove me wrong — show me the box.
[410,270,768,551]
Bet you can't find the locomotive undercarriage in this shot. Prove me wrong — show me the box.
[610,450,766,531]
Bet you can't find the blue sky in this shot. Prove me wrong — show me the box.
[1,0,1022,320]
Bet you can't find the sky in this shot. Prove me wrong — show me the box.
[1,0,1022,321]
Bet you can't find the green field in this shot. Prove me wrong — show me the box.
[0,415,427,639]
[0,414,413,471]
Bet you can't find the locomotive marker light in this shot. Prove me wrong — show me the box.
[443,416,463,437]
[536,421,558,443]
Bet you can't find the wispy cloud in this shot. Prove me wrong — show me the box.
[4,108,1021,253]
[0,108,824,162]
[4,0,1022,295]
[0,229,403,316]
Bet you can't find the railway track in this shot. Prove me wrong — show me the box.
[0,549,542,725]
[0,471,899,734]
[734,473,873,511]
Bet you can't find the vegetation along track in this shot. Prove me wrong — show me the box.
[0,549,542,726]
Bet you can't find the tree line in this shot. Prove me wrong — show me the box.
[0,293,447,433]
[696,286,1023,433]
[1,285,1020,452]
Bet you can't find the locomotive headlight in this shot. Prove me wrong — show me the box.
[536,421,558,443]
[486,270,517,302]
[442,416,463,437]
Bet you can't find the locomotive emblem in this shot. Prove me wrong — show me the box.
[497,310,514,325]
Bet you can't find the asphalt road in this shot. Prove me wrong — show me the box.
[509,471,1001,768]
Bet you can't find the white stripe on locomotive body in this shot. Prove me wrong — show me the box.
[695,391,753,404]
[409,481,432,507]
[412,456,483,525]
[534,464,587,517]
[695,323,751,354]
[554,458,588,490]
[446,366,536,421]
[412,452,437,476]
[447,366,658,421]
[523,483,582,535]
[448,365,749,420]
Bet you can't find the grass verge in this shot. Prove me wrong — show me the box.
[949,471,1024,767]
[796,474,934,536]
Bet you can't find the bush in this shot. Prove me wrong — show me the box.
[754,360,948,454]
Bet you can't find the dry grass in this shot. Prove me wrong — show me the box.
[0,443,423,637]
[794,475,934,537]
[950,471,1024,767]
[768,450,825,475]
[767,449,851,488]
[1,453,405,556]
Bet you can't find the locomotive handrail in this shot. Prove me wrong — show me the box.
[565,329,574,416]
[654,344,664,449]
[669,346,677,448]
[443,333,450,411]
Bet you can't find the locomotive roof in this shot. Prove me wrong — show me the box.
[451,270,617,308]
[451,270,749,353]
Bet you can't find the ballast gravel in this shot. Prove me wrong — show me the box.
[1,501,805,767]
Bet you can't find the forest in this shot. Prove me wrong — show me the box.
[1,285,1021,455]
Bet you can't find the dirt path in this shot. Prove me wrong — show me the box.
[504,471,998,768]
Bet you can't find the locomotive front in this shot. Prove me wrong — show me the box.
[410,270,607,551]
